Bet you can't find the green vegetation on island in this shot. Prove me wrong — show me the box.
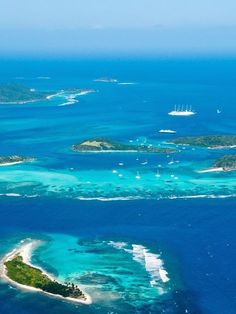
[0,156,34,165]
[169,135,236,148]
[0,84,51,104]
[213,155,236,171]
[5,255,85,300]
[72,138,176,153]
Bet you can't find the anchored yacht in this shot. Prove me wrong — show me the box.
[168,105,196,116]
[159,129,176,134]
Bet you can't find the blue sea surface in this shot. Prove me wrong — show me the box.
[0,58,235,313]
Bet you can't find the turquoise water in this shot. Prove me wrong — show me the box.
[0,58,235,313]
[0,61,235,199]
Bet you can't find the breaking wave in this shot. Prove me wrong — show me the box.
[108,241,169,293]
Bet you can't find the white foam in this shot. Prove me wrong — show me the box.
[108,241,170,292]
[131,244,170,287]
[108,241,128,250]
[0,193,39,198]
[0,193,21,197]
[75,194,236,202]
[58,100,78,107]
[168,194,236,200]
[76,196,143,201]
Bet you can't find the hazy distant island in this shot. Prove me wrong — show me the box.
[0,156,34,166]
[0,84,96,104]
[198,155,236,173]
[0,84,52,104]
[1,241,91,304]
[72,138,176,153]
[94,77,118,83]
[169,135,236,149]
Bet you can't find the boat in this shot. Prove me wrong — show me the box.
[168,105,196,116]
[168,159,175,165]
[217,109,221,114]
[141,161,148,165]
[155,169,161,177]
[159,129,176,134]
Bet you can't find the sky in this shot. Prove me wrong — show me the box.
[0,0,236,56]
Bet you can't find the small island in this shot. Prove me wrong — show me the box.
[213,155,236,170]
[0,156,34,166]
[72,139,176,153]
[0,84,51,104]
[169,135,236,149]
[1,241,91,304]
[198,155,236,173]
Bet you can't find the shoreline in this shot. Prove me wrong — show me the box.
[0,98,47,105]
[0,240,92,305]
[196,167,224,173]
[197,167,236,173]
[207,145,236,149]
[73,150,175,154]
[0,161,25,167]
[0,158,35,167]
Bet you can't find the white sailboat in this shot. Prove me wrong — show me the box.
[159,129,176,134]
[168,105,196,116]
[155,169,161,177]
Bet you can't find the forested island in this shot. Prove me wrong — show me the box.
[72,139,176,153]
[197,155,236,173]
[5,256,85,299]
[169,135,236,148]
[0,156,34,166]
[213,155,236,171]
[2,241,91,304]
[0,84,51,104]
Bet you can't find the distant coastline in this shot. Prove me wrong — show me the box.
[0,84,51,104]
[0,84,95,105]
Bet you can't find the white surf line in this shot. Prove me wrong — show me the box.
[108,241,170,292]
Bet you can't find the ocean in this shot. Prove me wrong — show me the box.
[0,57,235,313]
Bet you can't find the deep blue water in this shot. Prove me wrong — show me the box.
[0,58,235,313]
[0,197,236,313]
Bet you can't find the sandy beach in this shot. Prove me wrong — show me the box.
[0,239,92,305]
[207,145,236,149]
[196,167,224,173]
[197,167,236,173]
[0,161,25,167]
